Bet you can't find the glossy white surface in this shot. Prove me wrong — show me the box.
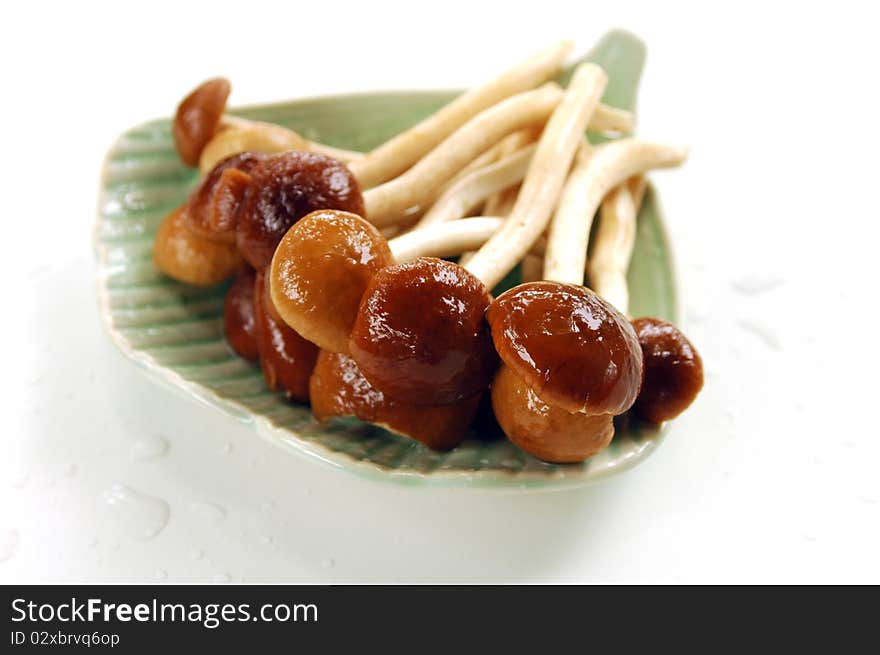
[2,0,879,582]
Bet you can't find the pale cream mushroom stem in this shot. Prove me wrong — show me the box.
[587,176,647,314]
[415,143,536,228]
[463,64,608,290]
[362,83,564,227]
[345,40,632,189]
[199,118,361,174]
[543,140,688,284]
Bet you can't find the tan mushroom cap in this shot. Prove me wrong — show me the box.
[270,210,393,354]
[173,78,231,167]
[309,350,480,451]
[153,205,245,285]
[486,281,643,416]
[491,364,614,463]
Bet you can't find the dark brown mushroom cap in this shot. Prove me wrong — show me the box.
[631,317,703,423]
[253,270,319,402]
[223,270,259,362]
[236,151,365,270]
[349,257,498,405]
[486,281,643,415]
[185,152,266,243]
[173,78,231,167]
[491,364,614,463]
[152,204,245,285]
[309,350,480,450]
[270,210,393,354]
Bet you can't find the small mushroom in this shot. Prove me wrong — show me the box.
[630,318,704,423]
[235,151,365,270]
[224,269,259,361]
[173,78,361,171]
[252,270,318,401]
[349,64,609,405]
[485,139,688,462]
[173,78,231,167]
[309,351,481,450]
[152,205,245,285]
[184,152,266,243]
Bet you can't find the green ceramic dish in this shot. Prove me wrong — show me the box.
[94,30,678,490]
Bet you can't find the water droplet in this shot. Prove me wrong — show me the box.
[88,537,99,548]
[213,572,231,583]
[190,548,205,561]
[102,484,169,540]
[731,274,783,295]
[130,434,169,461]
[218,442,233,456]
[62,463,78,477]
[321,558,335,569]
[260,535,274,546]
[0,529,20,562]
[189,501,226,523]
[301,488,311,497]
[155,569,168,580]
[260,500,276,513]
[737,320,782,351]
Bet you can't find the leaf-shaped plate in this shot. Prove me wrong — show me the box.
[95,30,678,490]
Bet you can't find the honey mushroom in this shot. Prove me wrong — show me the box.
[346,63,609,406]
[485,141,689,463]
[172,77,360,172]
[152,205,246,285]
[587,178,704,424]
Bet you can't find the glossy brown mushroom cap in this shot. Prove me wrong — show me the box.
[153,205,245,285]
[310,351,479,450]
[349,257,498,405]
[631,317,703,423]
[223,270,259,361]
[491,364,614,463]
[486,281,642,415]
[173,78,231,167]
[270,210,393,354]
[236,151,365,270]
[253,270,318,402]
[185,152,266,243]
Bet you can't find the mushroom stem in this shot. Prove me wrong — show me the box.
[389,217,504,262]
[348,41,572,189]
[416,144,536,228]
[543,139,689,284]
[482,128,539,215]
[463,64,609,290]
[363,83,563,227]
[588,176,647,314]
[199,119,361,174]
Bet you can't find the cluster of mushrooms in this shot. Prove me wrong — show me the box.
[153,42,704,464]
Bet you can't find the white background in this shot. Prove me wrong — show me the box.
[2,1,879,583]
